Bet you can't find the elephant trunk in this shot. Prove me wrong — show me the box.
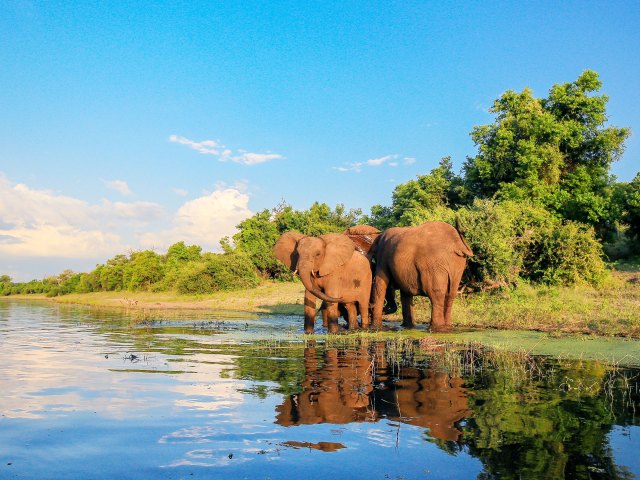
[298,263,343,303]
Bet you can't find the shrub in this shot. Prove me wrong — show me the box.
[456,200,557,287]
[528,222,607,286]
[455,200,606,288]
[175,261,214,294]
[174,252,260,294]
[204,252,260,291]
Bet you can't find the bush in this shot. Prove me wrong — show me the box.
[205,252,260,291]
[455,200,606,288]
[456,200,556,287]
[175,261,215,294]
[174,252,260,294]
[528,222,607,286]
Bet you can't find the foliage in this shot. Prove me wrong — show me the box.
[622,173,640,242]
[527,221,607,286]
[363,70,626,288]
[231,201,362,278]
[363,157,460,229]
[462,70,629,236]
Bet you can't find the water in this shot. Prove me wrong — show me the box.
[1,300,639,479]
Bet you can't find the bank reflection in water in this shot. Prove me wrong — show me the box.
[275,345,471,442]
[270,342,640,479]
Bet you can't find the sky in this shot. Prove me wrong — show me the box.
[1,1,639,281]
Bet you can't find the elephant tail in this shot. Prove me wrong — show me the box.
[454,216,474,258]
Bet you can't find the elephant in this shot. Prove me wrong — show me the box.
[343,225,398,315]
[371,221,473,332]
[273,231,372,333]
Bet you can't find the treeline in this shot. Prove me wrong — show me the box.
[2,70,638,296]
[0,243,260,296]
[235,70,639,289]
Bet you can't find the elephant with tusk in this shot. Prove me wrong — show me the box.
[273,231,372,334]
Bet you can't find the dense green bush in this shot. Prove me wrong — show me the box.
[174,261,215,294]
[175,252,260,294]
[205,252,261,291]
[527,222,606,286]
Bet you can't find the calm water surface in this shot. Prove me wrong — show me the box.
[1,300,639,479]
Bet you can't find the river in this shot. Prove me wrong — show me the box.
[1,300,638,479]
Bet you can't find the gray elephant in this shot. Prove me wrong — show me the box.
[273,232,372,333]
[371,221,473,332]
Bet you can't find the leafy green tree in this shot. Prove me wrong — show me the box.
[163,241,203,289]
[122,250,165,290]
[463,70,629,234]
[363,157,461,229]
[99,254,129,291]
[0,275,11,296]
[233,202,361,277]
[623,173,640,241]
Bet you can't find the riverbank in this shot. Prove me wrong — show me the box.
[4,270,639,338]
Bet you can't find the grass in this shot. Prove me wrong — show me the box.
[4,269,640,338]
[50,280,306,314]
[452,270,640,337]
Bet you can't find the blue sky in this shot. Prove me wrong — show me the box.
[1,1,639,280]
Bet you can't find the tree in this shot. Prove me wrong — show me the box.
[122,250,165,290]
[232,202,362,277]
[463,70,630,234]
[623,173,640,242]
[363,157,460,229]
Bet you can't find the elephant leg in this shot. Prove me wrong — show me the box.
[383,286,398,314]
[400,291,415,328]
[325,302,340,334]
[345,303,359,330]
[428,287,448,333]
[372,269,390,329]
[321,301,329,327]
[443,269,464,330]
[304,290,318,334]
[357,290,371,329]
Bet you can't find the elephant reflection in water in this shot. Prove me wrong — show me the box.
[276,346,375,425]
[275,345,471,442]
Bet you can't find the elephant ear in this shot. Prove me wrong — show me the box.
[273,231,305,270]
[317,233,355,277]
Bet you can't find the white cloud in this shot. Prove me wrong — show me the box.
[0,174,164,259]
[139,186,252,251]
[403,157,417,165]
[366,154,398,166]
[333,154,402,173]
[0,174,253,279]
[169,135,284,166]
[104,179,132,196]
[173,188,189,197]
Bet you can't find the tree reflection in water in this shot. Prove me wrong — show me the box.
[261,340,639,480]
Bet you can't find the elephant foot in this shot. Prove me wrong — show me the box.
[430,324,452,333]
[401,321,416,329]
[327,324,340,334]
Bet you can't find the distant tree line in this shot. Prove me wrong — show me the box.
[2,70,638,296]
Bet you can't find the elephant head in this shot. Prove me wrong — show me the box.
[273,232,355,303]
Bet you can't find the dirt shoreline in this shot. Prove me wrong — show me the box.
[0,281,308,315]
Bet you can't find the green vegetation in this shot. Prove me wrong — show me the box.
[3,70,640,338]
[1,242,260,297]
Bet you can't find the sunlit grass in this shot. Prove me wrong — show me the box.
[6,269,640,338]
